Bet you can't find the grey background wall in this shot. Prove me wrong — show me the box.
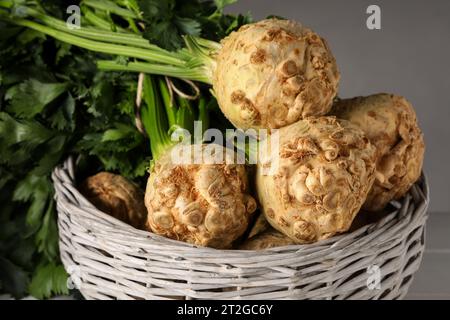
[226,0,450,213]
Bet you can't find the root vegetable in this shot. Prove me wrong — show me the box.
[214,19,340,129]
[145,144,257,248]
[332,94,425,211]
[140,75,256,248]
[256,117,377,243]
[80,172,147,229]
[7,8,340,130]
[239,229,295,250]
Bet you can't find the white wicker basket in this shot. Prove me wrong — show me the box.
[52,156,429,300]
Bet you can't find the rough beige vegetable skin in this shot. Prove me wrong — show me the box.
[145,144,257,249]
[214,19,340,130]
[80,172,147,229]
[256,117,377,243]
[332,94,425,211]
[239,229,295,250]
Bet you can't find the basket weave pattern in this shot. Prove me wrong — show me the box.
[52,157,429,300]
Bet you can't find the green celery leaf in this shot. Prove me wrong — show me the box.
[55,43,72,64]
[116,97,135,116]
[13,174,52,228]
[13,174,48,203]
[145,20,182,51]
[35,200,58,261]
[139,0,209,51]
[48,93,76,131]
[214,0,237,11]
[174,17,201,36]
[17,29,47,45]
[29,262,68,299]
[5,79,68,118]
[0,112,53,150]
[132,158,150,177]
[84,75,115,118]
[31,135,68,176]
[101,123,137,142]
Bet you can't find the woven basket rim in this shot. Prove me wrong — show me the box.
[53,156,430,299]
[52,156,430,256]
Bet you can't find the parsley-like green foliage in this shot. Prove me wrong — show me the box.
[138,0,251,51]
[0,20,150,299]
[137,0,196,51]
[28,262,68,299]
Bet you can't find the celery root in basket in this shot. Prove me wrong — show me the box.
[332,94,425,211]
[80,172,147,229]
[256,117,377,243]
[141,75,257,249]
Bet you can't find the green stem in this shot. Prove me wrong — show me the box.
[25,7,171,52]
[184,35,214,65]
[82,0,138,19]
[97,60,212,84]
[126,17,140,34]
[6,18,187,66]
[81,6,125,32]
[141,75,172,161]
[198,97,209,136]
[194,37,222,51]
[183,35,217,81]
[141,76,201,162]
[158,78,177,128]
[117,0,141,16]
[176,96,195,135]
[0,4,219,84]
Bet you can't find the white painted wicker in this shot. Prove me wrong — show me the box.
[52,156,430,300]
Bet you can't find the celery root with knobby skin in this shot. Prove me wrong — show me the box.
[214,19,340,130]
[240,214,295,250]
[256,117,377,243]
[80,172,147,229]
[239,229,295,250]
[145,144,257,248]
[0,2,340,130]
[141,76,257,249]
[332,94,425,211]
